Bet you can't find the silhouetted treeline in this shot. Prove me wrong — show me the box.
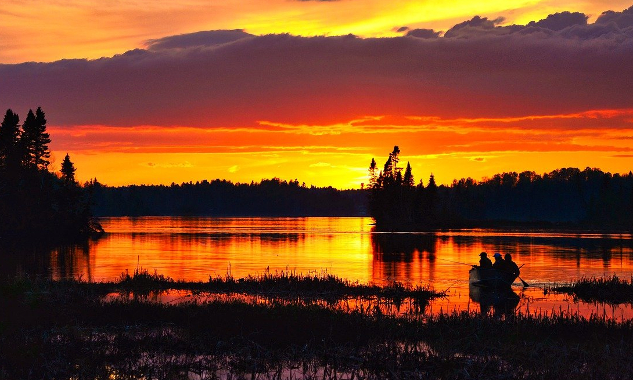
[92,178,368,217]
[369,147,633,230]
[0,108,101,243]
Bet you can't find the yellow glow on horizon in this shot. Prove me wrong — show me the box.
[46,107,633,188]
[56,148,633,190]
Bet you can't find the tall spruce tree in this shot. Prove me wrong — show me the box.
[0,109,22,174]
[404,162,414,188]
[21,108,51,170]
[61,153,76,184]
[21,109,38,168]
[369,158,377,187]
[33,107,51,169]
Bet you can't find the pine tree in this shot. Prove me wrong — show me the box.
[383,154,393,179]
[0,109,22,173]
[404,162,414,188]
[428,173,437,190]
[34,107,51,170]
[61,153,76,184]
[390,146,400,174]
[369,158,377,188]
[20,109,38,168]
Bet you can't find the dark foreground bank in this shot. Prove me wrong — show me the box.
[2,272,633,379]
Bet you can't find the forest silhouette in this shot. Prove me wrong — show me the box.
[368,146,633,230]
[92,149,633,232]
[0,108,101,243]
[91,179,367,217]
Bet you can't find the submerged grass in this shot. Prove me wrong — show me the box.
[3,273,633,379]
[552,275,633,304]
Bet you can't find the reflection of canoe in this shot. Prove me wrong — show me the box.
[469,266,517,289]
[469,284,520,315]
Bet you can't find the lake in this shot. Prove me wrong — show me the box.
[4,216,633,318]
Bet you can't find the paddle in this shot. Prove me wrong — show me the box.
[517,264,529,287]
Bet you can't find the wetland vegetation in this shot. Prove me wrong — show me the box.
[552,275,633,305]
[3,270,633,379]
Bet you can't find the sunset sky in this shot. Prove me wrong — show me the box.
[1,1,632,188]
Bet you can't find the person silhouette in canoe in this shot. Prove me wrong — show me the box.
[479,252,493,268]
[492,253,505,270]
[504,253,520,277]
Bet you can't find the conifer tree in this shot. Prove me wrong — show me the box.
[404,162,414,188]
[383,154,393,179]
[369,158,377,187]
[34,107,51,169]
[428,173,437,190]
[0,109,22,173]
[20,107,51,170]
[390,146,400,174]
[20,109,38,168]
[61,153,76,184]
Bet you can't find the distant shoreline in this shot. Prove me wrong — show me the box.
[95,214,632,234]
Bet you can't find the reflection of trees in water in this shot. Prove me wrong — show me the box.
[370,232,438,282]
[50,242,92,280]
[371,233,437,262]
[0,242,50,278]
[0,240,93,280]
[162,232,306,247]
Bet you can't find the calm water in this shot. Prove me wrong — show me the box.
[4,216,633,318]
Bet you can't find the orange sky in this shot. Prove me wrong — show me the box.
[1,1,633,188]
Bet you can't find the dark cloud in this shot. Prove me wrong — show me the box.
[444,16,505,38]
[145,30,253,50]
[527,11,588,31]
[405,28,440,39]
[443,10,613,39]
[2,7,633,129]
[396,26,409,33]
[596,5,633,29]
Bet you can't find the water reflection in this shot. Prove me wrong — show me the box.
[2,217,633,318]
[371,232,436,257]
[469,285,521,317]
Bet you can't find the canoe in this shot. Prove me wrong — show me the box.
[469,266,517,288]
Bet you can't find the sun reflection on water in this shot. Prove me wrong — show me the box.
[2,216,632,319]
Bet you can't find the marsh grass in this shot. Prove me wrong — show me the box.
[111,267,442,306]
[3,273,633,379]
[552,275,633,304]
[207,269,439,303]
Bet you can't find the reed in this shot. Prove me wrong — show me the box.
[551,275,633,304]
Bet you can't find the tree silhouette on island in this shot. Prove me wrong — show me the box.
[368,146,633,231]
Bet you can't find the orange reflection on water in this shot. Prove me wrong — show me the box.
[35,217,633,318]
[81,217,374,283]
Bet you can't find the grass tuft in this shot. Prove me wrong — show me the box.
[551,275,633,304]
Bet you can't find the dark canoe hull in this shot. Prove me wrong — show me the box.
[469,267,517,289]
